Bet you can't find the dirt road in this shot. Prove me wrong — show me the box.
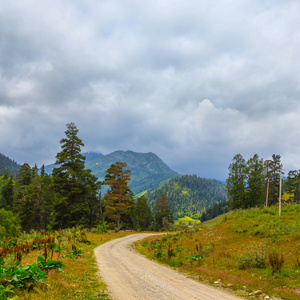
[94,233,244,300]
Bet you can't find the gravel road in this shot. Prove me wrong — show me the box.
[94,233,244,300]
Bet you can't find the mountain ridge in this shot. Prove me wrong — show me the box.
[85,150,179,195]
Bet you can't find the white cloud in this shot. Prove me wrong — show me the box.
[0,0,300,179]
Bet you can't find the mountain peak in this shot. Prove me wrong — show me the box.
[86,150,179,195]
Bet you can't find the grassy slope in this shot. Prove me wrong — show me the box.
[134,204,300,300]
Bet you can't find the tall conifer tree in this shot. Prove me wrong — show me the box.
[154,193,173,230]
[103,162,134,230]
[52,122,99,228]
[136,195,153,230]
[246,154,265,207]
[226,154,247,209]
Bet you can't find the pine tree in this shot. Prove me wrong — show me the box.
[103,162,134,230]
[246,154,265,207]
[52,122,99,228]
[286,170,300,204]
[14,163,34,216]
[226,154,247,209]
[1,175,14,210]
[154,193,173,230]
[135,195,153,230]
[266,154,282,206]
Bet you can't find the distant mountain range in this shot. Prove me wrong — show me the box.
[85,150,179,195]
[43,151,104,175]
[44,150,179,195]
[0,151,227,218]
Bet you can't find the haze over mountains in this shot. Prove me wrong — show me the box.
[44,150,179,195]
[0,150,227,219]
[85,150,179,195]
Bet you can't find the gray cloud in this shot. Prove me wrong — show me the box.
[1,0,300,180]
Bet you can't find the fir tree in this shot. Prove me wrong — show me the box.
[246,154,265,207]
[52,122,99,228]
[226,154,247,209]
[135,195,153,230]
[154,193,173,230]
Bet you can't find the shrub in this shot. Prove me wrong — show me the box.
[0,261,47,290]
[79,238,92,245]
[154,249,163,258]
[65,249,84,259]
[36,256,64,273]
[268,249,284,275]
[238,246,267,270]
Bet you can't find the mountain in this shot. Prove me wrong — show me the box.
[0,153,20,176]
[85,150,179,195]
[146,175,227,219]
[43,151,103,174]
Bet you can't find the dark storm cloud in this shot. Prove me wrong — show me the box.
[1,0,300,180]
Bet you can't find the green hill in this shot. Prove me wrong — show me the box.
[146,175,227,219]
[136,204,300,300]
[0,153,20,176]
[85,150,179,195]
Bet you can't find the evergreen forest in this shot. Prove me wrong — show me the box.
[2,124,300,238]
[0,123,174,236]
[146,175,227,220]
[0,153,20,176]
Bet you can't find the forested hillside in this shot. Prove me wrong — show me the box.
[0,153,20,176]
[146,175,227,219]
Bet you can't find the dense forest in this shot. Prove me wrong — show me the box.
[0,153,20,176]
[0,123,175,236]
[146,175,227,219]
[4,126,300,236]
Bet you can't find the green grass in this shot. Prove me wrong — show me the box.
[201,212,232,228]
[135,204,300,300]
[0,230,134,300]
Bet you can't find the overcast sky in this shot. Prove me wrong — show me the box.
[1,0,300,181]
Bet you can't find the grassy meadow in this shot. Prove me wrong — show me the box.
[134,204,300,300]
[0,229,134,300]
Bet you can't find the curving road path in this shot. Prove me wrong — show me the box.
[94,233,244,300]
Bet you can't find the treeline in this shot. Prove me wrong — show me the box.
[0,153,20,176]
[226,153,300,210]
[146,175,227,220]
[200,200,230,222]
[0,123,173,236]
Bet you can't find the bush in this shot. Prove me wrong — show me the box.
[268,249,284,275]
[65,249,84,259]
[0,261,47,290]
[238,246,267,270]
[36,256,64,272]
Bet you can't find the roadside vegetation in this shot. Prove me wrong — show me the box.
[134,204,300,300]
[0,228,133,299]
